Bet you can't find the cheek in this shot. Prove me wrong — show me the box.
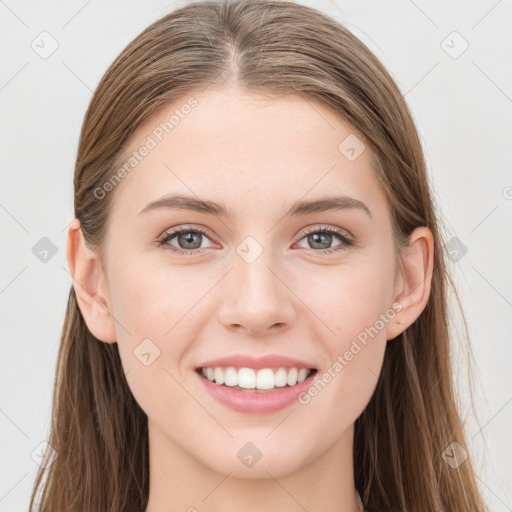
[292,259,392,417]
[107,252,208,341]
[105,260,203,421]
[295,255,394,345]
[105,251,216,377]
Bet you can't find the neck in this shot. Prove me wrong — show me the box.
[144,421,360,512]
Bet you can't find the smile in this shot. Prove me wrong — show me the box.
[195,366,318,414]
[197,366,316,391]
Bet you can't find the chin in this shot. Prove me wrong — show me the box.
[192,434,314,480]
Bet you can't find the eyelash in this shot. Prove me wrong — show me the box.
[157,225,355,256]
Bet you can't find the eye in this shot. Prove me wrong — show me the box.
[157,226,216,255]
[294,226,354,254]
[157,225,355,256]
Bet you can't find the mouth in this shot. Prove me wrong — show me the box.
[195,366,318,393]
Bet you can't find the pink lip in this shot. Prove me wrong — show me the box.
[195,369,318,414]
[197,354,317,370]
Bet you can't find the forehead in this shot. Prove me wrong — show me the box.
[108,86,388,224]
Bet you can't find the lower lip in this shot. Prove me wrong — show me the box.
[195,370,317,414]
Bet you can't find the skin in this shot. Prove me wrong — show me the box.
[67,85,434,512]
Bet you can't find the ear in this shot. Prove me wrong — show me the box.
[66,218,117,343]
[386,226,434,341]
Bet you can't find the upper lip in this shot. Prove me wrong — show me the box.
[197,354,317,370]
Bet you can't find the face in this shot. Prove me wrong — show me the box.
[97,85,402,478]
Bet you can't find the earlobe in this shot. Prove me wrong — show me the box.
[386,226,434,341]
[66,218,117,343]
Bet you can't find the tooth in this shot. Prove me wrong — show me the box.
[297,368,308,383]
[201,366,313,389]
[238,368,256,389]
[214,367,225,385]
[287,367,298,386]
[224,367,237,387]
[274,367,287,387]
[256,368,275,390]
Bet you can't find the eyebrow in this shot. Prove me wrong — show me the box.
[138,194,372,219]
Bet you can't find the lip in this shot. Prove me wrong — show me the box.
[195,367,318,414]
[196,354,317,370]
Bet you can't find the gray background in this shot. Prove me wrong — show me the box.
[1,0,511,510]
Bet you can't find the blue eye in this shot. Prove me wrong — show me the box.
[157,226,213,255]
[295,227,354,254]
[157,225,354,255]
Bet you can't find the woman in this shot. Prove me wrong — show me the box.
[29,1,488,510]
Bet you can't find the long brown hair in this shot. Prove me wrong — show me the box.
[29,1,487,510]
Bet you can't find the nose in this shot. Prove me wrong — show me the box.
[217,251,297,337]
